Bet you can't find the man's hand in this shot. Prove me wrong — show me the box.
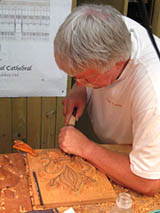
[58,127,160,196]
[58,126,91,157]
[63,85,87,125]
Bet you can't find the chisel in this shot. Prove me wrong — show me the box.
[68,107,77,126]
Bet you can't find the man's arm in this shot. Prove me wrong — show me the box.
[58,126,160,196]
[84,142,160,196]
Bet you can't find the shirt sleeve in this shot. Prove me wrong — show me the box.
[130,105,160,179]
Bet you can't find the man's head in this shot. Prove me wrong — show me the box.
[54,4,132,86]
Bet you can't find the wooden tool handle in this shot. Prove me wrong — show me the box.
[68,107,77,126]
[68,114,76,126]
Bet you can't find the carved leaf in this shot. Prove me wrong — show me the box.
[59,166,79,192]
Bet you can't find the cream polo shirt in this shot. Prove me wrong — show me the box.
[86,17,160,179]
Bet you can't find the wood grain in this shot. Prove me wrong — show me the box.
[151,0,160,37]
[41,97,57,149]
[27,97,42,149]
[0,96,67,153]
[0,98,12,154]
[0,153,32,212]
[27,149,116,208]
[55,98,65,148]
[12,97,27,142]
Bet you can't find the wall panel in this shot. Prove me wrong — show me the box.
[41,97,57,149]
[0,98,12,153]
[27,97,42,149]
[12,97,27,143]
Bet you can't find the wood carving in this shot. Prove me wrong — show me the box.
[0,153,32,212]
[27,149,116,208]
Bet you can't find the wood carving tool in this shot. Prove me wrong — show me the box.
[68,107,77,126]
[33,171,43,206]
[13,140,38,157]
[28,209,59,213]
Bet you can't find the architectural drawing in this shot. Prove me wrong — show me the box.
[0,0,50,41]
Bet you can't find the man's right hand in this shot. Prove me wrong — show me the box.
[63,84,87,125]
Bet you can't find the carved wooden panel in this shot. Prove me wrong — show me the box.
[0,153,32,212]
[27,149,116,208]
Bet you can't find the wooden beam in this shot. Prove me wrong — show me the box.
[152,0,160,37]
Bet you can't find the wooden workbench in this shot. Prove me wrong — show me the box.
[28,145,160,213]
[1,145,160,213]
[56,144,160,213]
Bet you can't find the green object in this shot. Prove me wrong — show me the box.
[150,210,160,213]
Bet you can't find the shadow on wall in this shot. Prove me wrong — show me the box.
[75,107,103,144]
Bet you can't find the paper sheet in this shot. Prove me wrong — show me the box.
[0,0,72,97]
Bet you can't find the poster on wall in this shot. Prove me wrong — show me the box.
[0,0,72,97]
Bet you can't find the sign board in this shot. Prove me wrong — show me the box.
[0,0,72,97]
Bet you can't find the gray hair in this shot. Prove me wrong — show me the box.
[54,4,132,75]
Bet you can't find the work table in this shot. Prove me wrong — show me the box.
[0,144,160,213]
[57,144,160,213]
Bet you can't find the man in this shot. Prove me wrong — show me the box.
[54,4,160,195]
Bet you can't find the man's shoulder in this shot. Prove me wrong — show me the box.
[123,16,145,29]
